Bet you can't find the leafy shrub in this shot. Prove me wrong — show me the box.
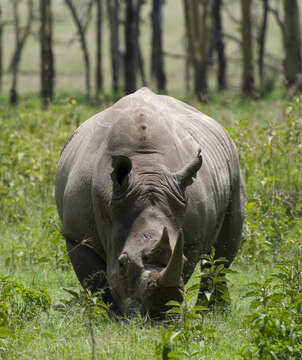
[54,287,109,324]
[240,250,302,359]
[0,275,51,352]
[155,284,208,360]
[0,275,51,328]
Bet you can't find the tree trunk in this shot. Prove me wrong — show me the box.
[211,0,227,91]
[40,0,55,109]
[183,0,210,101]
[124,0,137,94]
[64,0,91,99]
[135,0,147,87]
[95,0,103,95]
[10,0,34,105]
[137,41,147,87]
[258,0,269,88]
[283,0,302,87]
[151,0,166,93]
[241,0,255,97]
[106,0,120,93]
[185,45,191,96]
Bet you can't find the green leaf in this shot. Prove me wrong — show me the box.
[223,268,238,275]
[192,305,208,312]
[166,300,181,307]
[188,312,203,320]
[62,288,79,298]
[167,308,181,315]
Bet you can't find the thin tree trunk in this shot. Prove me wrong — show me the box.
[106,0,120,93]
[64,0,91,99]
[241,0,255,97]
[40,0,55,109]
[10,0,34,105]
[95,0,103,95]
[212,0,227,91]
[283,0,302,88]
[183,0,210,101]
[124,0,137,94]
[185,44,191,96]
[135,0,147,87]
[151,0,166,93]
[137,43,147,86]
[258,0,269,88]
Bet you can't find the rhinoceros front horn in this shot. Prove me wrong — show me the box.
[158,230,184,287]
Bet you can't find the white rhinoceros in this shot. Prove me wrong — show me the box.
[55,87,245,316]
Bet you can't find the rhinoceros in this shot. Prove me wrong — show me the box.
[55,87,245,316]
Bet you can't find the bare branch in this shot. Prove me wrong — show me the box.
[267,5,285,35]
[9,0,34,72]
[163,51,186,60]
[64,0,91,98]
[224,1,241,25]
[223,32,242,46]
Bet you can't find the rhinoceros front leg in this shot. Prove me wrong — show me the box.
[65,238,115,309]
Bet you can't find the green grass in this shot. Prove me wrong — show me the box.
[0,91,301,359]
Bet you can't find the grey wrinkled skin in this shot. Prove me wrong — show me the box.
[55,87,245,317]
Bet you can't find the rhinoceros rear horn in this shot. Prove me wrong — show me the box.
[111,155,132,186]
[158,230,184,287]
[174,149,202,188]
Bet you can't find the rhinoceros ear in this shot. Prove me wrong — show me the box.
[111,155,132,186]
[174,149,202,188]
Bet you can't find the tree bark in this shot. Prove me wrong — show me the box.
[183,0,210,101]
[151,0,166,93]
[10,0,34,105]
[211,0,227,91]
[241,0,255,97]
[124,0,137,94]
[283,0,302,88]
[95,0,103,95]
[106,0,120,93]
[258,0,269,88]
[40,0,55,109]
[64,0,92,99]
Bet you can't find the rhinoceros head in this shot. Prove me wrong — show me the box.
[107,150,202,317]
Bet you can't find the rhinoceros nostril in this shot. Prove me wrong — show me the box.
[118,252,129,267]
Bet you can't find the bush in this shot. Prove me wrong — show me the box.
[240,249,302,359]
[0,275,51,352]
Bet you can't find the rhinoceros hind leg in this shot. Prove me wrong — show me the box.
[65,238,115,308]
[197,176,245,309]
